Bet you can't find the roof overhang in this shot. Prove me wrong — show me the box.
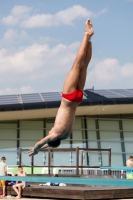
[0,104,133,121]
[0,89,133,121]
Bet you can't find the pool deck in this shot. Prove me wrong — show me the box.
[1,183,133,200]
[1,198,133,200]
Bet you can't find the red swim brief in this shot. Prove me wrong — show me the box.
[62,89,83,103]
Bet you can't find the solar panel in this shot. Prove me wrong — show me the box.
[93,89,133,98]
[20,93,43,103]
[0,95,19,105]
[110,89,133,98]
[93,90,122,98]
[128,89,133,92]
[41,92,87,102]
[123,89,133,97]
[82,94,87,99]
[41,92,62,102]
[0,89,133,107]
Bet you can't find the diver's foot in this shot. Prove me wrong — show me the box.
[84,18,94,36]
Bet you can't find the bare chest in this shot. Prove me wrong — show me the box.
[18,172,25,176]
[54,110,75,138]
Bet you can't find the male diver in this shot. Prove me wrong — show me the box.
[29,18,94,156]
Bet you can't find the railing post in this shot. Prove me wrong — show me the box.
[108,147,111,175]
[19,148,22,166]
[48,148,51,175]
[31,155,34,174]
[80,150,83,175]
[76,146,79,176]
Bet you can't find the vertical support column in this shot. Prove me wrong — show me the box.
[108,148,111,175]
[70,131,73,165]
[76,146,79,176]
[83,116,89,165]
[31,155,34,174]
[19,148,22,166]
[70,152,73,166]
[48,148,51,175]
[43,118,46,137]
[119,115,126,166]
[80,150,83,175]
[70,132,73,148]
[95,116,102,166]
[17,120,20,165]
[51,151,54,174]
[43,119,46,165]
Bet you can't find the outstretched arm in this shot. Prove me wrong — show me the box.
[28,133,58,156]
[40,143,49,150]
[30,143,49,155]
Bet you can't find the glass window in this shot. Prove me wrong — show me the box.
[0,123,17,165]
[71,118,84,166]
[99,120,122,166]
[19,120,44,166]
[45,120,54,135]
[72,118,84,148]
[46,120,71,166]
[122,119,133,160]
[87,118,99,166]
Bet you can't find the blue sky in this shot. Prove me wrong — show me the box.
[0,0,133,94]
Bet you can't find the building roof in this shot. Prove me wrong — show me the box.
[0,89,133,112]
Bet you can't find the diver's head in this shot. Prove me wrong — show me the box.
[48,138,61,148]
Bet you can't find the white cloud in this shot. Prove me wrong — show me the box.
[54,5,92,25]
[21,14,53,28]
[0,86,34,95]
[0,42,79,83]
[38,36,58,44]
[1,40,133,93]
[2,15,19,26]
[3,29,29,43]
[3,29,18,40]
[1,5,106,28]
[21,5,92,28]
[1,5,32,26]
[11,5,32,16]
[87,58,133,89]
[92,9,107,18]
[0,41,133,93]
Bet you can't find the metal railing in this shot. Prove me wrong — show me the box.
[19,147,111,175]
[58,168,124,179]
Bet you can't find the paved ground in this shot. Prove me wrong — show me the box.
[0,198,133,200]
[1,197,133,200]
[0,198,59,200]
[1,198,58,200]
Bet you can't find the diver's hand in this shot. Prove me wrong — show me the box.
[28,148,39,156]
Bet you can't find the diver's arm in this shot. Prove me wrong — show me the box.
[28,134,58,156]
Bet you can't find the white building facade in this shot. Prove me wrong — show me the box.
[0,89,133,168]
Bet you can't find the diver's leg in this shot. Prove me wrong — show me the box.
[62,19,94,94]
[77,41,92,90]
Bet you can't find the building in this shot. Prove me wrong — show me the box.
[0,88,133,168]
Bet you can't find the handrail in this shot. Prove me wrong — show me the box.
[19,147,111,175]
